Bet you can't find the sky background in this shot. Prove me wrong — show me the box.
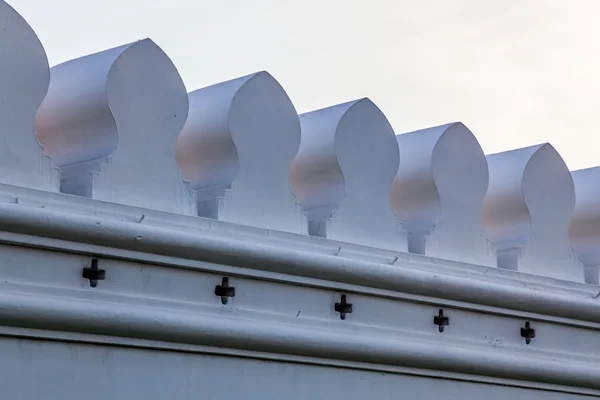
[11,0,600,170]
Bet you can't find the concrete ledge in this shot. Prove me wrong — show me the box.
[0,201,598,325]
[0,287,599,390]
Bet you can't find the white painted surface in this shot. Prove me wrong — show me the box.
[1,337,593,400]
[176,71,306,233]
[291,99,406,251]
[35,39,195,215]
[570,166,600,285]
[2,3,600,398]
[0,241,599,393]
[0,191,597,323]
[483,144,584,282]
[10,0,600,177]
[0,1,58,191]
[392,122,494,266]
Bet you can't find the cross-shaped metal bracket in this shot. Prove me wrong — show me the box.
[521,321,535,344]
[434,309,449,333]
[82,258,105,288]
[215,277,235,305]
[334,294,353,320]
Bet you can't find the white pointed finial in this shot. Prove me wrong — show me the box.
[391,122,494,266]
[569,167,600,285]
[0,1,58,190]
[176,72,306,233]
[483,144,584,282]
[290,99,405,251]
[35,39,195,214]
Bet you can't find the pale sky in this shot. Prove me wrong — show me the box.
[11,0,600,170]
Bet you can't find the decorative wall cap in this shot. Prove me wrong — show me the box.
[0,1,58,191]
[483,144,584,282]
[2,0,599,285]
[290,98,405,250]
[2,3,600,393]
[35,39,195,215]
[392,122,494,266]
[176,71,306,233]
[570,166,600,284]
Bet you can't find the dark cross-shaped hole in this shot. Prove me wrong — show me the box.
[434,309,449,333]
[521,321,535,344]
[215,277,235,305]
[334,294,352,320]
[82,258,105,288]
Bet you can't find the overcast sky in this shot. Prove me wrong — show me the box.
[11,0,600,170]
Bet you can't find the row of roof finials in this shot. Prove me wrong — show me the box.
[2,1,600,286]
